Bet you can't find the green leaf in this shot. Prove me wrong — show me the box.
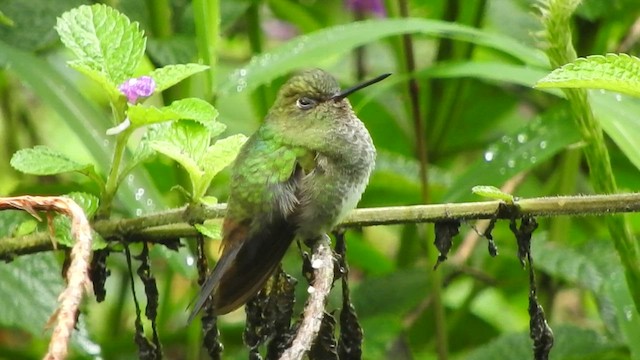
[466,326,622,360]
[194,221,222,239]
[55,4,146,90]
[471,185,515,203]
[591,91,640,175]
[220,18,546,94]
[533,237,640,357]
[444,107,581,202]
[10,145,91,175]
[149,121,211,196]
[149,63,210,92]
[196,134,247,199]
[128,98,219,128]
[52,192,106,249]
[0,10,15,27]
[536,54,640,97]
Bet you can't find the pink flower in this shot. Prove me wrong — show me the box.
[118,76,156,103]
[346,0,386,17]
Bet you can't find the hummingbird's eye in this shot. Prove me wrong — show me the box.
[296,97,316,110]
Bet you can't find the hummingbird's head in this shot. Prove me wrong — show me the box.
[267,69,390,126]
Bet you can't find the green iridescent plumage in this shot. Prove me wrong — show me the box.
[188,69,388,320]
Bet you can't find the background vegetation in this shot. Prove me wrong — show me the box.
[1,0,640,359]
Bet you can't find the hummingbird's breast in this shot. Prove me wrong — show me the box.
[294,115,375,240]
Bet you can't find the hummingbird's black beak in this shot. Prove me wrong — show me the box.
[331,73,391,101]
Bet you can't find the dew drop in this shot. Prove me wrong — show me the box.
[615,93,622,102]
[624,305,634,321]
[484,151,495,162]
[521,152,529,160]
[539,141,548,149]
[507,159,516,168]
[599,89,606,94]
[530,156,537,164]
[135,208,143,216]
[186,256,195,267]
[516,133,528,143]
[127,174,135,184]
[135,188,145,201]
[499,167,506,175]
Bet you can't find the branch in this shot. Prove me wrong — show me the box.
[0,196,93,360]
[279,235,334,360]
[3,193,640,258]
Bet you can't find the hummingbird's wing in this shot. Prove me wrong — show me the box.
[188,137,303,320]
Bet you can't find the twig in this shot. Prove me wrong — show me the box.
[279,235,334,360]
[4,193,640,257]
[0,196,93,360]
[451,173,525,265]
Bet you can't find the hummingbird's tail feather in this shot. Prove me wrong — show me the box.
[213,217,297,314]
[186,244,242,323]
[187,216,297,321]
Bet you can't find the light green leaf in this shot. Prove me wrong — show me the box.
[14,220,38,237]
[150,141,202,186]
[536,54,640,97]
[220,18,546,94]
[149,121,211,196]
[55,4,145,87]
[200,196,218,207]
[149,63,210,92]
[67,60,120,100]
[10,145,91,175]
[0,10,15,27]
[194,221,222,239]
[196,134,247,199]
[53,192,106,249]
[128,98,219,128]
[471,185,515,203]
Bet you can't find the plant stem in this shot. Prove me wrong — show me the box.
[540,0,640,313]
[246,3,270,118]
[5,193,640,257]
[193,0,219,101]
[398,0,446,356]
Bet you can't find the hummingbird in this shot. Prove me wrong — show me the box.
[188,69,390,320]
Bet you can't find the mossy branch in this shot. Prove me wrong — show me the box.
[3,193,640,258]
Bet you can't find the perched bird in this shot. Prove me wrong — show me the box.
[188,69,389,320]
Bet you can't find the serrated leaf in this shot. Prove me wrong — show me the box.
[149,63,209,92]
[536,53,640,97]
[194,221,222,239]
[55,4,145,87]
[68,60,121,100]
[196,134,247,199]
[150,141,202,185]
[53,192,101,248]
[471,185,515,203]
[128,98,219,128]
[10,145,90,175]
[149,121,211,196]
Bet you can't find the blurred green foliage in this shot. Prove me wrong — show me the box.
[1,0,640,359]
